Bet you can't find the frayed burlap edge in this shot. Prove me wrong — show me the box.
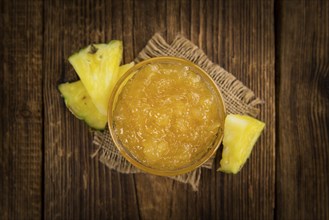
[92,33,262,191]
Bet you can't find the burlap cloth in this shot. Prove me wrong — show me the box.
[92,33,262,191]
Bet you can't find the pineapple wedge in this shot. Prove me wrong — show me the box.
[68,41,123,115]
[118,62,135,79]
[58,81,107,130]
[218,114,265,174]
[58,64,135,130]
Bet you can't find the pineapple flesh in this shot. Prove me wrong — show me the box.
[68,41,123,115]
[118,62,135,79]
[218,114,265,174]
[58,81,107,130]
[59,64,135,130]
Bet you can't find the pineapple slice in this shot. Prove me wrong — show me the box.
[218,114,265,174]
[68,41,123,115]
[118,62,135,79]
[58,64,135,130]
[58,81,107,130]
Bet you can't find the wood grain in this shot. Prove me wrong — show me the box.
[0,0,43,219]
[276,0,329,219]
[43,0,141,219]
[215,1,276,219]
[2,0,329,219]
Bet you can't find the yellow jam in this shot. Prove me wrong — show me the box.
[113,62,221,170]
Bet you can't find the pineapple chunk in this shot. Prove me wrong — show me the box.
[118,62,135,79]
[58,81,107,130]
[218,114,265,174]
[58,64,135,130]
[68,41,123,115]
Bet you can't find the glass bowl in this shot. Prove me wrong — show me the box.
[108,57,226,176]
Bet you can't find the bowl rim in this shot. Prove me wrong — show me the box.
[108,56,227,176]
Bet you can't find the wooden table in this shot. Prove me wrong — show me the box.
[1,0,328,219]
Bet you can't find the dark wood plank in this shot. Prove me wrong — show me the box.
[131,1,177,219]
[133,1,220,219]
[276,0,329,219]
[188,1,218,219]
[216,0,275,219]
[0,0,43,219]
[43,0,140,219]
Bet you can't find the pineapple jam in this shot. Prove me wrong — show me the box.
[112,59,223,171]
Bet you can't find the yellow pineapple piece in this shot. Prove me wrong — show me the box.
[68,41,123,115]
[218,114,265,174]
[58,63,135,130]
[118,62,135,78]
[58,81,107,130]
